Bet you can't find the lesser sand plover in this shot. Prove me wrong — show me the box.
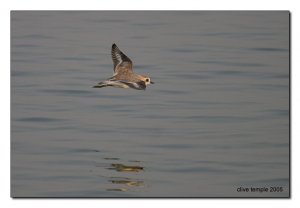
[93,43,154,90]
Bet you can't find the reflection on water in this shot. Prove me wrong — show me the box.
[106,188,128,192]
[103,157,145,192]
[107,177,144,192]
[109,164,144,172]
[110,178,144,186]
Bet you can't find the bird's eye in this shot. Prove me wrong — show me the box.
[145,78,149,82]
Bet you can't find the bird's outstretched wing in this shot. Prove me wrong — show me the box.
[111,43,133,75]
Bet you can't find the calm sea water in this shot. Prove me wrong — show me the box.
[11,11,289,197]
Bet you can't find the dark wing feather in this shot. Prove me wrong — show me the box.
[119,80,146,90]
[111,43,133,74]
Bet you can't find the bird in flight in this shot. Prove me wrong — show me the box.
[93,43,154,90]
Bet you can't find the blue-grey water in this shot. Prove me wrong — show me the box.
[11,11,289,197]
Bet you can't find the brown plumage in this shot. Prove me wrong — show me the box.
[93,43,154,90]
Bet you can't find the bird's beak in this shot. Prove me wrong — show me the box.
[150,81,154,84]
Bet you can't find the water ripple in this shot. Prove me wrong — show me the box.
[16,117,65,123]
[13,34,54,40]
[40,89,95,97]
[248,47,288,52]
[198,60,266,67]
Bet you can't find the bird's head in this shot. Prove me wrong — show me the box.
[140,75,154,85]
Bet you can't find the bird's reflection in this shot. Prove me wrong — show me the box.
[110,178,144,187]
[103,157,145,192]
[106,176,144,192]
[109,163,144,172]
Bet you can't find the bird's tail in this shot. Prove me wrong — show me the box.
[93,81,108,88]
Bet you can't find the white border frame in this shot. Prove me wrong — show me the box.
[2,0,299,207]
